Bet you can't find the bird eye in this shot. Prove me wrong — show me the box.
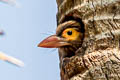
[62,28,81,41]
[67,31,72,35]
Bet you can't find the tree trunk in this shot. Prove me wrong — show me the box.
[56,0,120,80]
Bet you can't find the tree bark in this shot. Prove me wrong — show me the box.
[56,0,120,80]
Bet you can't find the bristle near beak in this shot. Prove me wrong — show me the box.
[38,35,70,48]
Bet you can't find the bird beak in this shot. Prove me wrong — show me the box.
[38,35,70,48]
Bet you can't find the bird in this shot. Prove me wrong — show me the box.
[38,20,84,62]
[38,19,85,80]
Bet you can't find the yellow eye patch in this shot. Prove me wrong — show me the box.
[62,28,80,41]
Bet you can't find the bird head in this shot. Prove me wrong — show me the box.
[38,20,84,58]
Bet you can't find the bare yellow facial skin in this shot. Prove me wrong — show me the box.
[62,28,81,41]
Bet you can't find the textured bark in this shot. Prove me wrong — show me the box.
[56,0,120,80]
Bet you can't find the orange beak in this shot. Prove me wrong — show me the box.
[38,35,70,48]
